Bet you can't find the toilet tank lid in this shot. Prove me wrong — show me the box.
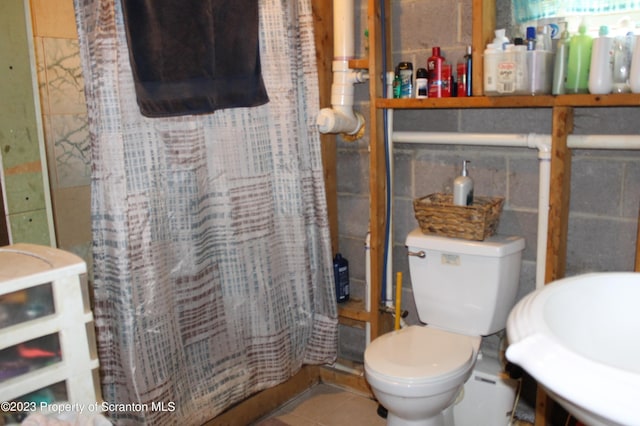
[405,228,525,257]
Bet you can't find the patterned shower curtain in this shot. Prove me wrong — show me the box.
[73,0,338,424]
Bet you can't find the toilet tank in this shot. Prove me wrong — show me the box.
[406,228,525,336]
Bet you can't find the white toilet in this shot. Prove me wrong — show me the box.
[364,228,525,426]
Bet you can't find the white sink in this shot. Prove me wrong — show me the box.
[506,272,640,426]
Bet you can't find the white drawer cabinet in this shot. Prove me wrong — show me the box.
[0,244,101,422]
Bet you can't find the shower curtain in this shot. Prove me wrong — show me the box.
[73,0,338,424]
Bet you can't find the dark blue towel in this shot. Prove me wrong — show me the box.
[120,0,269,117]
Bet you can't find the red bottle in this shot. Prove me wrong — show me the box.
[457,62,468,97]
[427,47,445,98]
[441,64,452,97]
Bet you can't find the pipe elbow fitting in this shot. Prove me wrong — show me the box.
[317,108,364,136]
[352,69,369,83]
[528,133,552,159]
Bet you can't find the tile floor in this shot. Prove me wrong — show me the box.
[252,383,386,426]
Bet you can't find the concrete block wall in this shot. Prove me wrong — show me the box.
[336,0,640,362]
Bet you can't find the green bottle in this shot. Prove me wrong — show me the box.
[565,20,593,94]
[552,22,570,95]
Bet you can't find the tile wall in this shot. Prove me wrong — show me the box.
[30,0,92,271]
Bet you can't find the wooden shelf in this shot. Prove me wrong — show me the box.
[376,96,554,109]
[348,58,369,70]
[555,93,640,106]
[375,93,640,110]
[337,298,370,323]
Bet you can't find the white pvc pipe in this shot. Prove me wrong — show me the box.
[333,0,354,61]
[385,97,395,309]
[330,361,364,376]
[391,130,640,289]
[316,0,367,136]
[568,134,640,150]
[393,132,531,147]
[394,132,640,151]
[365,232,371,344]
[529,134,552,289]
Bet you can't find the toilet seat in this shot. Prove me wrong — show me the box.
[365,325,478,384]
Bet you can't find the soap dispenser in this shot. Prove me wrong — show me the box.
[453,160,474,206]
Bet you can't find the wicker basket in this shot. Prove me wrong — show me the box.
[413,193,504,241]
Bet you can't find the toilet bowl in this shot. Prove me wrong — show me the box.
[364,229,525,426]
[365,326,481,426]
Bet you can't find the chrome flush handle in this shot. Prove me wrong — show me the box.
[407,250,426,258]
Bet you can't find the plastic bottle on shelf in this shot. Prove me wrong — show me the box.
[552,22,570,95]
[443,64,453,97]
[497,43,521,95]
[392,71,402,98]
[483,29,509,95]
[527,24,554,95]
[427,47,445,98]
[483,43,501,95]
[465,45,473,96]
[612,19,635,93]
[495,28,510,49]
[397,61,414,98]
[496,30,517,95]
[526,26,536,50]
[612,38,631,93]
[333,253,350,303]
[457,45,473,97]
[415,67,428,98]
[537,24,553,52]
[589,25,614,94]
[566,19,593,94]
[630,35,640,93]
[512,38,528,94]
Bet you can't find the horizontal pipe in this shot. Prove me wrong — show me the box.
[393,131,640,150]
[329,361,364,376]
[568,134,640,150]
[393,131,530,147]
